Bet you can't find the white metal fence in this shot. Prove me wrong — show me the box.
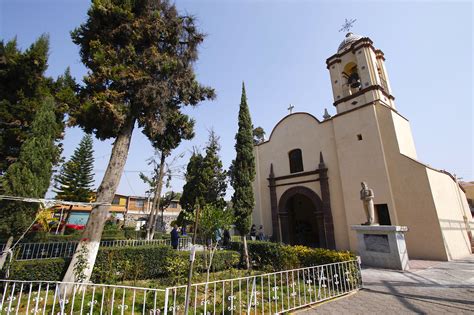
[165,259,361,314]
[0,280,166,314]
[1,238,191,261]
[0,260,361,314]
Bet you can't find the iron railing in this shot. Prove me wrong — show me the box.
[1,238,191,261]
[0,260,361,314]
[0,280,166,314]
[165,259,361,314]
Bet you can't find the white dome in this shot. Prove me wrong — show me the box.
[338,32,363,52]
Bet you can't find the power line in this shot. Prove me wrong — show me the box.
[123,172,137,195]
[0,195,111,207]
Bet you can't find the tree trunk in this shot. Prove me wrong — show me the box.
[146,175,160,240]
[61,117,135,285]
[59,205,73,235]
[0,236,14,271]
[184,204,200,314]
[242,235,250,270]
[147,152,166,240]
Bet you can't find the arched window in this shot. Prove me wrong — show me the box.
[288,149,304,173]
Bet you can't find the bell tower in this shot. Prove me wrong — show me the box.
[326,32,395,114]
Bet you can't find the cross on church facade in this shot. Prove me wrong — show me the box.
[339,18,357,33]
[288,104,295,114]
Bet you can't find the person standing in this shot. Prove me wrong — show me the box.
[223,229,231,248]
[257,225,264,241]
[250,224,257,241]
[171,225,179,249]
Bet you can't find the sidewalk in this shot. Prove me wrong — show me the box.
[297,255,474,314]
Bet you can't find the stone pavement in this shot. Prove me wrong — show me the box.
[297,255,474,314]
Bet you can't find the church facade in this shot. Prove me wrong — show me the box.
[251,32,473,261]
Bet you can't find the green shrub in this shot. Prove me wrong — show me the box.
[92,245,173,282]
[153,232,170,239]
[123,228,146,239]
[230,241,356,271]
[6,245,239,282]
[287,245,356,266]
[5,242,353,283]
[92,245,239,283]
[101,229,125,239]
[6,258,70,281]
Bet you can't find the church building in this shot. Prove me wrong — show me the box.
[251,32,473,261]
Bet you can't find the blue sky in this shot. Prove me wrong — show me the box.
[1,0,472,198]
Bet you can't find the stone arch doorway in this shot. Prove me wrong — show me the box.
[278,186,329,248]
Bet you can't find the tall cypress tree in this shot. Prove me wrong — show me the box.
[54,134,95,202]
[0,96,60,237]
[230,82,256,269]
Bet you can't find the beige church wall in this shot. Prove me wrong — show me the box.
[251,113,350,250]
[355,46,378,90]
[328,62,343,102]
[332,104,397,253]
[252,146,265,231]
[252,145,272,237]
[374,105,450,260]
[390,111,417,160]
[426,168,472,260]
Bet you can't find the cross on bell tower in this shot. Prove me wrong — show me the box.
[339,18,357,33]
[287,104,295,114]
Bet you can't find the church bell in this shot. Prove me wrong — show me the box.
[348,72,361,89]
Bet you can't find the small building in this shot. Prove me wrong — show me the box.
[125,195,182,232]
[55,193,182,232]
[251,32,473,261]
[55,194,127,226]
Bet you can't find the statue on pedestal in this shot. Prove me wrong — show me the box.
[360,182,375,225]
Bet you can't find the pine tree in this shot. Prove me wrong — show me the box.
[0,96,60,237]
[202,130,227,209]
[0,36,76,176]
[180,131,227,214]
[181,151,206,212]
[230,82,256,269]
[253,126,266,144]
[63,0,214,283]
[145,111,195,239]
[54,134,95,202]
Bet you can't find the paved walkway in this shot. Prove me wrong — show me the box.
[297,255,474,314]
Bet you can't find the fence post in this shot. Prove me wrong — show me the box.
[163,287,169,315]
[356,257,363,288]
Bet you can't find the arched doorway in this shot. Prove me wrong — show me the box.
[286,194,320,247]
[278,186,328,248]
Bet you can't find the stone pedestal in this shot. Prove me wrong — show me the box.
[351,225,409,270]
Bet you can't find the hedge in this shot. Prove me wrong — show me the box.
[229,241,356,271]
[6,242,355,282]
[6,245,240,283]
[6,258,70,281]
